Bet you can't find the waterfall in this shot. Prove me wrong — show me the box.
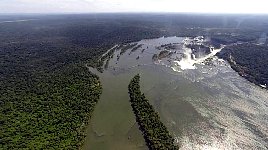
[173,37,224,71]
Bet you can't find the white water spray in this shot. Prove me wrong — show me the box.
[173,37,224,71]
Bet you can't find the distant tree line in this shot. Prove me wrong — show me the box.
[0,15,168,149]
[1,13,268,149]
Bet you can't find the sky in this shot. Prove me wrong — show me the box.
[0,0,268,14]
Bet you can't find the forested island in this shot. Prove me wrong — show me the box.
[128,74,179,150]
[0,15,165,149]
[1,13,268,149]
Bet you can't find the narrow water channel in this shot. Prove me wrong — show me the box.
[83,37,268,150]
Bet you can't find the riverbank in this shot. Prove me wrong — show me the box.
[217,43,268,90]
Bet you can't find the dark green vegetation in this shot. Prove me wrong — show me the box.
[0,15,108,148]
[218,43,268,88]
[128,74,178,150]
[156,43,178,50]
[152,50,172,61]
[131,44,143,53]
[1,64,102,149]
[97,45,119,72]
[0,15,167,149]
[152,54,158,61]
[120,43,138,55]
[158,50,172,59]
[1,13,268,149]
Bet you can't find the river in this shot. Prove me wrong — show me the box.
[83,36,268,150]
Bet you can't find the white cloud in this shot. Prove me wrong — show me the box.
[0,0,268,14]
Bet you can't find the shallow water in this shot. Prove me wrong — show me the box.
[83,37,268,150]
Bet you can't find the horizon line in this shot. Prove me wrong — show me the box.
[1,11,268,16]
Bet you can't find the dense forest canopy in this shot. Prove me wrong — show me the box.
[218,44,268,88]
[1,13,268,149]
[128,74,179,150]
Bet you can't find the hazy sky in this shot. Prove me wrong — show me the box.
[1,0,268,14]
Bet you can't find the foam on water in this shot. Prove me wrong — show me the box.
[173,37,224,71]
[151,37,267,149]
[86,36,268,150]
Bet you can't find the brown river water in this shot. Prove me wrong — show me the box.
[83,36,268,150]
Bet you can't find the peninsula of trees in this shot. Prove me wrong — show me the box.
[128,74,179,150]
[2,13,268,149]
